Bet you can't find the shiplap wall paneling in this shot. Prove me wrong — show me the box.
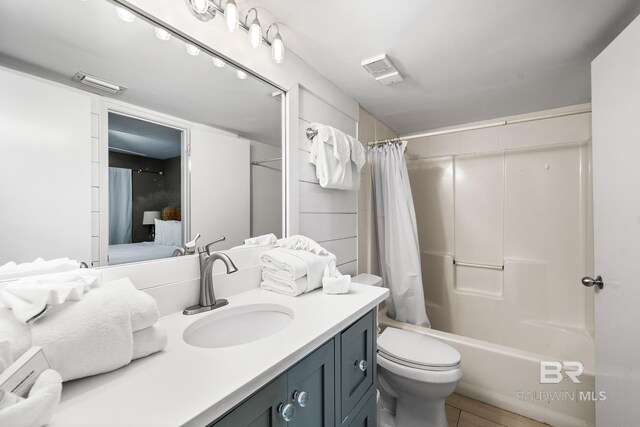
[298,88,359,275]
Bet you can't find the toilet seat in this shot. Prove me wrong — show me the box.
[378,328,461,371]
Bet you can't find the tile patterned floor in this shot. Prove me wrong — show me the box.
[445,393,551,427]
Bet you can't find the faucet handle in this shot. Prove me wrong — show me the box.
[183,234,201,255]
[200,236,226,254]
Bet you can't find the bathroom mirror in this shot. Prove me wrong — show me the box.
[0,0,284,267]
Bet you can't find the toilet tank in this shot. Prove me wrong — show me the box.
[352,273,382,287]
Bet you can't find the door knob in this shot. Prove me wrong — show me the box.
[581,276,604,290]
[278,403,295,422]
[293,390,310,407]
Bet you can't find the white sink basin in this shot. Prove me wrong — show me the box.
[183,303,294,348]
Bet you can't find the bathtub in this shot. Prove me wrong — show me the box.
[378,308,595,427]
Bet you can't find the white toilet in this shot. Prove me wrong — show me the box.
[352,274,462,427]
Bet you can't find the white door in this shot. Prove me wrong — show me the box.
[591,14,640,426]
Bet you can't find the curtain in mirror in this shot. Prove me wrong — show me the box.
[109,167,133,245]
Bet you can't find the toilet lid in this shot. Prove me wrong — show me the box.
[378,328,461,370]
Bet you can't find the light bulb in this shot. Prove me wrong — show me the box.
[225,0,239,32]
[191,0,208,14]
[212,58,225,68]
[186,44,201,56]
[116,7,135,23]
[236,70,247,80]
[155,27,171,41]
[248,19,262,49]
[272,33,284,64]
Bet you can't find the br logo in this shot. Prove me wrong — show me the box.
[539,361,584,384]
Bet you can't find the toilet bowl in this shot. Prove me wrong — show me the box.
[377,327,462,427]
[351,274,462,427]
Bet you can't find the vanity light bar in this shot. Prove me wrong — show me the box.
[72,72,126,94]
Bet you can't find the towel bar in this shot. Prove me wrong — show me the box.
[453,260,504,271]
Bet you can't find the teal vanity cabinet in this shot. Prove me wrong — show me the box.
[210,309,377,427]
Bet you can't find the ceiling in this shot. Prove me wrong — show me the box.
[255,0,640,134]
[0,0,283,146]
[109,113,182,159]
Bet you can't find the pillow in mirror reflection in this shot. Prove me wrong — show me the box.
[161,206,181,221]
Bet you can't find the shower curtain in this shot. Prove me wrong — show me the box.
[109,167,132,245]
[368,142,430,327]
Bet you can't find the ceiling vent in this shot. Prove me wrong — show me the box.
[361,54,404,86]
[72,72,126,94]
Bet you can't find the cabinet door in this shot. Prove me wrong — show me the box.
[212,376,287,427]
[339,311,374,423]
[287,340,335,427]
[347,391,376,427]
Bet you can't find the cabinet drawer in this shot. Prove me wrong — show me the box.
[339,311,374,422]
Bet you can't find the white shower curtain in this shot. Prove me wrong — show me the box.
[109,167,132,245]
[368,142,430,327]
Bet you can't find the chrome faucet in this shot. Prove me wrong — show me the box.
[183,237,238,315]
[172,234,201,257]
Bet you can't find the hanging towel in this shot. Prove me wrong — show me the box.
[308,123,366,190]
[0,270,101,323]
[0,369,62,427]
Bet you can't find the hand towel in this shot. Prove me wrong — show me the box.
[0,258,81,282]
[0,369,62,427]
[101,278,159,332]
[30,284,133,382]
[0,270,101,323]
[132,324,168,360]
[261,271,309,296]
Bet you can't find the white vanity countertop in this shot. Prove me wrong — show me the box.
[49,283,389,427]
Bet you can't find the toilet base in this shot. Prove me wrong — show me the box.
[378,393,449,427]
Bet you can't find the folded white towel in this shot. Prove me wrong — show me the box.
[323,274,351,294]
[30,284,133,381]
[0,258,81,282]
[275,235,330,256]
[260,244,338,296]
[0,310,31,364]
[245,233,277,246]
[132,324,168,360]
[0,270,101,323]
[0,369,62,427]
[104,279,159,332]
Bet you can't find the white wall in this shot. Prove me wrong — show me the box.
[190,129,250,249]
[296,89,359,274]
[0,66,92,265]
[250,140,282,237]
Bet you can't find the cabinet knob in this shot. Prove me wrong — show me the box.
[278,403,296,422]
[293,390,310,407]
[355,359,367,372]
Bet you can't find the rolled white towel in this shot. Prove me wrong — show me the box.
[0,258,81,282]
[0,369,62,427]
[132,324,168,360]
[0,270,101,323]
[101,278,159,332]
[323,274,351,294]
[30,284,133,382]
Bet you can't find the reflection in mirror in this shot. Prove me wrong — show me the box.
[108,113,183,265]
[0,0,284,267]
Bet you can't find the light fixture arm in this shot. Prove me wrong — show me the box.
[265,23,280,42]
[244,8,259,27]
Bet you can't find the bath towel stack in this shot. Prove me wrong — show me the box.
[0,274,167,382]
[260,235,351,296]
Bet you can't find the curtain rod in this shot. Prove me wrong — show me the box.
[392,108,592,144]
